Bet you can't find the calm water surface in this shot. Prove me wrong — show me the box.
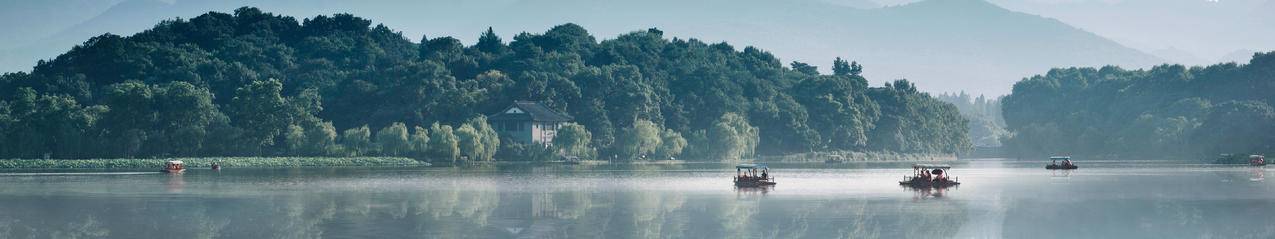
[1,159,1273,238]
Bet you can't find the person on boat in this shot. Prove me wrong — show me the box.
[211,162,221,170]
[1063,159,1072,166]
[761,170,768,180]
[932,169,944,182]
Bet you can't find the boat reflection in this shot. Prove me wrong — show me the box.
[734,185,773,196]
[903,185,955,200]
[1050,168,1073,177]
[166,173,184,193]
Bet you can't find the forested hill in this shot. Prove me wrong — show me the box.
[1002,52,1275,159]
[0,7,969,160]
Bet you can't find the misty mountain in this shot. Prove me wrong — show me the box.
[985,0,1275,64]
[0,0,1163,95]
[0,0,122,48]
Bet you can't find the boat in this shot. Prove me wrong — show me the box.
[1046,156,1078,170]
[162,160,186,173]
[1251,155,1266,166]
[734,163,776,187]
[899,164,960,188]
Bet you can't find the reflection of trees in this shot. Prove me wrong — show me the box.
[1005,198,1275,238]
[50,216,110,239]
[708,196,759,238]
[625,192,688,238]
[410,178,501,237]
[2,172,988,239]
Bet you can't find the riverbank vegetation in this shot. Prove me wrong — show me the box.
[0,157,424,169]
[0,7,969,163]
[936,92,1007,148]
[1002,52,1275,158]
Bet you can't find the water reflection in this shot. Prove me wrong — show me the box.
[167,173,185,193]
[734,185,773,196]
[0,162,1273,238]
[904,185,955,200]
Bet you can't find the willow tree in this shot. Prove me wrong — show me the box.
[617,119,662,160]
[707,113,759,161]
[376,122,410,156]
[428,123,460,163]
[554,123,594,159]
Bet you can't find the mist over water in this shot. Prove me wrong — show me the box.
[1,160,1272,238]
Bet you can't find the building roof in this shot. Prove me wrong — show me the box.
[912,164,952,169]
[488,101,573,122]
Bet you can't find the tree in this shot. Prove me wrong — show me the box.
[790,61,819,75]
[476,27,506,54]
[1193,101,1275,154]
[707,113,759,161]
[554,123,594,159]
[376,122,410,156]
[99,82,156,157]
[0,10,981,159]
[304,120,338,155]
[455,123,484,162]
[428,123,460,163]
[832,57,851,76]
[284,124,306,154]
[230,79,292,152]
[850,61,863,76]
[410,126,430,158]
[341,125,372,156]
[617,119,662,160]
[654,129,687,160]
[464,116,500,161]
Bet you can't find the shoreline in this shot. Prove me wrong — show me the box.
[0,157,428,169]
[0,152,961,169]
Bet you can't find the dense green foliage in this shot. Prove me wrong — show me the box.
[1002,52,1275,158]
[0,7,969,161]
[936,92,1007,147]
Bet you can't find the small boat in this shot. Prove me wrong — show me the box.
[900,164,960,188]
[1046,156,1078,170]
[162,160,186,173]
[734,163,776,187]
[1251,155,1266,166]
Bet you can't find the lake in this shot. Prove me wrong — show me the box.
[0,159,1272,238]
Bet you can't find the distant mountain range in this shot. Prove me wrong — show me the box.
[0,0,1169,95]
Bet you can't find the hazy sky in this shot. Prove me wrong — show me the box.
[864,0,1275,63]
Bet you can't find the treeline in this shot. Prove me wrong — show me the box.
[936,92,1007,147]
[1002,52,1275,158]
[0,7,969,161]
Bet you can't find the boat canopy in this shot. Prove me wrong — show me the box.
[166,160,183,165]
[912,164,951,169]
[1049,156,1071,160]
[736,163,768,169]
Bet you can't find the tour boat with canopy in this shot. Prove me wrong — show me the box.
[1251,155,1266,166]
[734,163,776,187]
[1046,156,1078,170]
[900,164,959,188]
[163,160,185,173]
